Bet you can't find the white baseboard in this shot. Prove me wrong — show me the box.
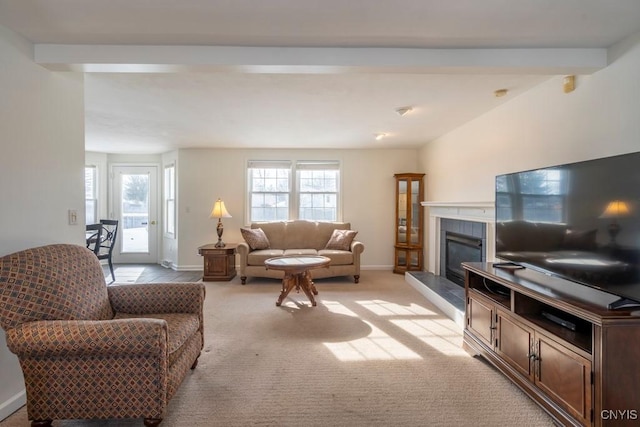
[0,388,25,422]
[173,264,203,272]
[361,265,394,270]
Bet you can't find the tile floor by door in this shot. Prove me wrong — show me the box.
[103,264,202,283]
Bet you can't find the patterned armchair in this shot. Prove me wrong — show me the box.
[0,244,205,427]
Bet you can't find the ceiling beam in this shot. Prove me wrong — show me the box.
[34,44,607,74]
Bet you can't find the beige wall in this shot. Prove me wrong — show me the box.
[418,32,640,203]
[0,25,85,420]
[84,148,419,270]
[175,148,419,269]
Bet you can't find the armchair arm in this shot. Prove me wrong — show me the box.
[108,282,205,315]
[5,319,167,358]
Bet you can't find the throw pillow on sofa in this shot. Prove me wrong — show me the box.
[241,227,270,250]
[325,229,358,251]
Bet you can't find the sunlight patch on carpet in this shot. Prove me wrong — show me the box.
[356,300,438,316]
[391,318,467,356]
[324,321,422,361]
[323,300,359,316]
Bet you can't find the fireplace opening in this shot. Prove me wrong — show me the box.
[445,231,483,287]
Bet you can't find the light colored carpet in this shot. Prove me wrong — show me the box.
[1,271,554,427]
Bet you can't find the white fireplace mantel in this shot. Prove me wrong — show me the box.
[421,201,495,275]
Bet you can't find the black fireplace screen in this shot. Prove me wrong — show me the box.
[445,232,483,286]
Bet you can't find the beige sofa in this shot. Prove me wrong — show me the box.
[237,220,364,284]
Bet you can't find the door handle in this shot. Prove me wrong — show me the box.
[150,220,156,225]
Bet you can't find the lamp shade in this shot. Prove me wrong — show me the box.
[600,200,631,218]
[210,198,232,219]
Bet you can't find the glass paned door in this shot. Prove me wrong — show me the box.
[112,165,158,263]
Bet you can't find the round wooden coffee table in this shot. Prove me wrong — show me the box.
[264,255,330,307]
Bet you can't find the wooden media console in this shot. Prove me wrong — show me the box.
[463,262,640,427]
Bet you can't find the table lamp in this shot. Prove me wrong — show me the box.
[210,198,232,248]
[600,200,631,246]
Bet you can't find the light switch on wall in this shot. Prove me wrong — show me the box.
[68,209,78,225]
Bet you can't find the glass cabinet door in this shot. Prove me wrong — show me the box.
[410,180,420,245]
[397,179,408,244]
[394,173,425,274]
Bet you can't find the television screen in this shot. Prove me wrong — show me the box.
[495,151,640,308]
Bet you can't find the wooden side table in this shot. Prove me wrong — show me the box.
[198,243,237,281]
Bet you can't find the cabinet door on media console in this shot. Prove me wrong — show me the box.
[495,308,535,381]
[466,291,496,348]
[535,333,592,426]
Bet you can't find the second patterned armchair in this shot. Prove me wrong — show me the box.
[0,244,205,427]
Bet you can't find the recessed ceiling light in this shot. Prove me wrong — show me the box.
[395,106,413,116]
[374,133,387,140]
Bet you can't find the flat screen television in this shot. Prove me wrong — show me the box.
[495,151,640,309]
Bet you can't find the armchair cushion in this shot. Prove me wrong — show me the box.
[113,312,200,365]
[0,244,113,330]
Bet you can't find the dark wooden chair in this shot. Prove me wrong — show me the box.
[85,223,103,255]
[85,220,119,282]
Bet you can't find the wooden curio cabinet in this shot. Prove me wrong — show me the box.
[393,173,425,274]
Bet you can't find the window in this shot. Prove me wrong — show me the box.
[164,164,176,236]
[519,169,566,222]
[496,169,567,223]
[248,161,291,222]
[297,161,339,221]
[85,166,97,225]
[247,160,340,222]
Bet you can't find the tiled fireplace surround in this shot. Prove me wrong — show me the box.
[405,201,495,328]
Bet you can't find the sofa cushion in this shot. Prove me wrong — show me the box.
[114,312,200,365]
[325,229,358,251]
[284,220,320,249]
[318,249,354,265]
[247,249,285,265]
[283,249,318,256]
[563,229,597,250]
[241,227,270,250]
[496,221,566,252]
[315,221,351,250]
[252,222,287,249]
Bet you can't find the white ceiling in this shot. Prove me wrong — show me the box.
[2,0,640,153]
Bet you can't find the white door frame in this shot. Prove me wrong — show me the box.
[110,163,160,264]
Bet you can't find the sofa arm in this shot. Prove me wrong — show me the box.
[351,240,365,255]
[237,242,251,258]
[6,319,167,358]
[108,282,205,315]
[237,242,251,276]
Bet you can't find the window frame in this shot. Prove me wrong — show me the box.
[164,164,176,238]
[247,159,341,223]
[84,165,98,225]
[296,161,340,221]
